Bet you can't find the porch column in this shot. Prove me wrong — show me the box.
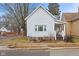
[54,31,57,40]
[62,23,66,40]
[54,23,57,40]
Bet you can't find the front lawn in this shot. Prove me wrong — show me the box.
[72,39,79,43]
[0,36,79,48]
[71,36,79,43]
[0,37,29,46]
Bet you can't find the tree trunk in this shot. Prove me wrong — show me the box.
[17,26,21,35]
[22,22,27,36]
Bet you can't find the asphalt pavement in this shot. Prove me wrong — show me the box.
[0,49,50,56]
[50,48,79,56]
[0,48,79,56]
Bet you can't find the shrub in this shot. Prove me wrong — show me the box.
[64,35,73,43]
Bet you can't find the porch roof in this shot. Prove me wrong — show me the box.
[55,20,67,24]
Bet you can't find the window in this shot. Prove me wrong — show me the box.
[44,25,46,31]
[35,25,37,31]
[38,25,43,31]
[35,25,47,31]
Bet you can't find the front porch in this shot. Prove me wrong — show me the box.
[54,21,66,40]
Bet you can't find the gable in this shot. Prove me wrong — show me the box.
[25,5,57,21]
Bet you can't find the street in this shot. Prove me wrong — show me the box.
[50,48,79,56]
[0,49,50,56]
[0,48,79,56]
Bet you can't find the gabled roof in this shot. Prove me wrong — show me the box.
[63,13,79,22]
[0,27,10,32]
[25,5,57,21]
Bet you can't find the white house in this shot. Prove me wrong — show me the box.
[25,5,66,40]
[0,27,11,32]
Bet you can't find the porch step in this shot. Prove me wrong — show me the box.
[57,36,63,40]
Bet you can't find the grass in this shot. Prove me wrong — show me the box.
[0,37,64,48]
[72,39,79,43]
[71,36,79,43]
[0,37,29,46]
[0,36,79,48]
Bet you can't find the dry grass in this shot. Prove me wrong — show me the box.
[72,39,79,43]
[0,36,79,48]
[47,43,79,47]
[0,37,29,46]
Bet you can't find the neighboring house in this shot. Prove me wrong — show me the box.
[62,12,79,36]
[0,27,11,32]
[25,5,66,40]
[0,27,11,35]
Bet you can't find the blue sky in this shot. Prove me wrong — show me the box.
[60,3,79,13]
[0,3,79,16]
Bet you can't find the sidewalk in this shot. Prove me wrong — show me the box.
[0,45,49,51]
[0,45,79,51]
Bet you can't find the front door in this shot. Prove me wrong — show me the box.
[55,24,63,38]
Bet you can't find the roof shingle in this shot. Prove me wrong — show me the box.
[63,13,79,21]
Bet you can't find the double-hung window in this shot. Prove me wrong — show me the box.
[35,25,47,31]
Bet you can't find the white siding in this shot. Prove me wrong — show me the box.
[27,7,55,37]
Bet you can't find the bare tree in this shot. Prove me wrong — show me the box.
[1,3,29,36]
